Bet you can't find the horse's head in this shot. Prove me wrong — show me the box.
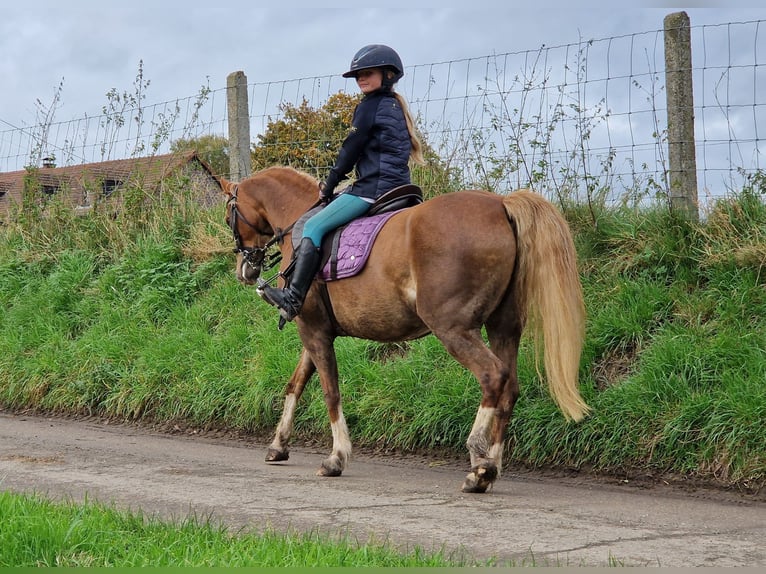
[221,167,320,285]
[221,176,276,285]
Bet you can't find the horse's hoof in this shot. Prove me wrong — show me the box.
[265,447,289,462]
[461,462,498,493]
[316,458,343,477]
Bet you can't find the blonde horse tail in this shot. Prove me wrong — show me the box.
[502,190,590,422]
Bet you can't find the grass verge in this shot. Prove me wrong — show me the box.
[0,490,472,567]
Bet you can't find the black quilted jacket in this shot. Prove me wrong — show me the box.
[323,89,412,200]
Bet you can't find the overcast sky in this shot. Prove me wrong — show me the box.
[1,1,762,131]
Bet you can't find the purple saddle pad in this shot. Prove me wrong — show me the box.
[319,211,398,281]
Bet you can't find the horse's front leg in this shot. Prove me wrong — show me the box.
[317,400,351,477]
[305,340,351,477]
[266,348,315,462]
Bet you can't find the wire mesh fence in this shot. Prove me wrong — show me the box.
[1,16,763,207]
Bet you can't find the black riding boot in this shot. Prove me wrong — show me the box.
[259,237,321,323]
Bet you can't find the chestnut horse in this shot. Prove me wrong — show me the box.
[222,166,588,493]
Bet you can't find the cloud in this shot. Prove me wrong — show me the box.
[1,3,761,166]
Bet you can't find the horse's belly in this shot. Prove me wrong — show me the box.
[327,280,428,341]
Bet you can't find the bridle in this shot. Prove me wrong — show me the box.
[226,182,324,285]
[226,184,283,278]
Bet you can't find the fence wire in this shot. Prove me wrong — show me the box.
[1,18,763,206]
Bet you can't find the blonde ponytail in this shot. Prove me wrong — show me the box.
[394,92,426,166]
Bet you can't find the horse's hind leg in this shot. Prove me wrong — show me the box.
[432,327,510,493]
[484,312,523,477]
[266,348,315,462]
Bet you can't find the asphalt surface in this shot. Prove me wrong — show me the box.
[1,411,764,567]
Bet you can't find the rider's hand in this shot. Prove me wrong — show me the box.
[319,181,332,204]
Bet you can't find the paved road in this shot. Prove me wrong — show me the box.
[0,411,764,566]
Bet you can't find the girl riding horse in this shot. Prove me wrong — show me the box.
[260,44,425,322]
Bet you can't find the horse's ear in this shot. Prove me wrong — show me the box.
[218,176,234,198]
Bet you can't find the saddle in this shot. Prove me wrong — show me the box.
[292,184,423,281]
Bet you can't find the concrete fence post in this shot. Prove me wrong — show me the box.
[226,71,251,181]
[664,11,699,221]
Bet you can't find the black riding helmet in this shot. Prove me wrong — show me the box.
[342,44,404,87]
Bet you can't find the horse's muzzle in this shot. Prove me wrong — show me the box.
[236,253,261,285]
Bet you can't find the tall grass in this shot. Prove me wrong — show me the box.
[1,174,765,490]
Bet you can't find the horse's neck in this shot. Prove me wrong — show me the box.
[261,185,315,238]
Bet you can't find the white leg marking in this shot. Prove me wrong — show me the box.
[330,406,352,469]
[489,441,504,476]
[467,406,496,466]
[270,393,297,451]
[469,406,495,437]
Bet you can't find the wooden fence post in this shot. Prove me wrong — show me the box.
[227,71,251,181]
[664,11,699,221]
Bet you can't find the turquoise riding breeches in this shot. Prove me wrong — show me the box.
[301,192,371,247]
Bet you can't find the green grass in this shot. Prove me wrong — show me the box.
[0,491,468,567]
[1,176,766,491]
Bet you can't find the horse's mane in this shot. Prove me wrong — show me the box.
[257,165,318,191]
